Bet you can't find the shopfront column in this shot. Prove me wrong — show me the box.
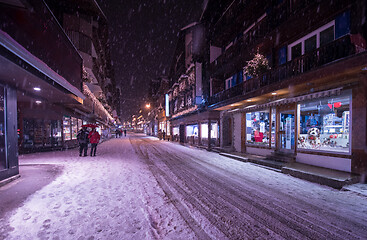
[208,119,212,150]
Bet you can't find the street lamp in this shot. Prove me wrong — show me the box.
[146,103,151,109]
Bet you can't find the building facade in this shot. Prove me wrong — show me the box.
[167,23,220,148]
[0,0,116,182]
[202,0,367,174]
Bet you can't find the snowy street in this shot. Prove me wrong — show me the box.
[1,133,367,239]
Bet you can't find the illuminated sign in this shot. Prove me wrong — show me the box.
[165,94,170,117]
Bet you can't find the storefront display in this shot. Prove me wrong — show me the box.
[186,124,199,144]
[298,94,350,153]
[71,117,78,140]
[246,110,270,145]
[271,109,276,147]
[63,116,71,141]
[201,123,209,146]
[211,122,219,146]
[166,121,171,136]
[51,120,62,146]
[22,119,62,149]
[172,126,179,141]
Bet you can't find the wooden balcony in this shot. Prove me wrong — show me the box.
[208,35,357,106]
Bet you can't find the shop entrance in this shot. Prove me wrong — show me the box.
[179,124,185,143]
[277,105,296,153]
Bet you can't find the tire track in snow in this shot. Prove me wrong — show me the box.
[158,142,366,240]
[130,137,214,240]
[132,136,366,239]
[154,141,367,236]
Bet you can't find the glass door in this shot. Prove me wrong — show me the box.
[278,111,295,151]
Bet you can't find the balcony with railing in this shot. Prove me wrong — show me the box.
[210,16,270,76]
[208,34,357,106]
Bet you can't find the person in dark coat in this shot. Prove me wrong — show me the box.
[77,127,89,157]
[88,128,101,156]
[124,129,127,137]
[115,129,120,138]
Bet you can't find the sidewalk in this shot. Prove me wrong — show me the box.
[218,151,366,195]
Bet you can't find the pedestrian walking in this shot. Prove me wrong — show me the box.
[162,130,166,140]
[124,129,127,137]
[77,127,89,157]
[88,128,100,156]
[115,129,120,138]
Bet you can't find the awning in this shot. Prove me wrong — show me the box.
[235,87,344,112]
[0,29,85,100]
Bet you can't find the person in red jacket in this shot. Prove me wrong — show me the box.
[88,128,100,156]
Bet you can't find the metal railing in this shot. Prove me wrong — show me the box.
[209,35,356,105]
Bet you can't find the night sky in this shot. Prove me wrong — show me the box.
[97,0,205,120]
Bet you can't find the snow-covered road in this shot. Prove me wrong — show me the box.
[1,133,367,239]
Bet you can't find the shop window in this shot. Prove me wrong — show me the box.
[271,109,276,147]
[51,120,62,146]
[71,117,78,140]
[43,120,52,147]
[33,119,44,147]
[201,123,209,146]
[166,121,171,136]
[172,126,179,141]
[211,122,219,146]
[246,110,270,145]
[298,94,350,153]
[0,86,6,169]
[78,119,83,129]
[186,124,199,144]
[23,119,62,148]
[63,116,71,141]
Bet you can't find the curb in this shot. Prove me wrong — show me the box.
[219,152,359,189]
[0,174,20,188]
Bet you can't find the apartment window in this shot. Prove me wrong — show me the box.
[335,11,350,39]
[305,35,317,53]
[288,21,335,60]
[79,33,92,54]
[291,43,302,59]
[186,40,192,58]
[278,46,287,65]
[225,77,231,90]
[320,26,334,46]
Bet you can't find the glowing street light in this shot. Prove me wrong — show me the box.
[146,103,151,109]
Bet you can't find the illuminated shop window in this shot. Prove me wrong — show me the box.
[246,110,270,145]
[298,94,350,153]
[186,124,199,144]
[63,116,71,141]
[71,117,78,140]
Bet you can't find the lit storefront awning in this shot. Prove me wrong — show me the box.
[0,29,85,102]
[232,87,344,112]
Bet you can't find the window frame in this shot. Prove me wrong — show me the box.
[288,21,335,61]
